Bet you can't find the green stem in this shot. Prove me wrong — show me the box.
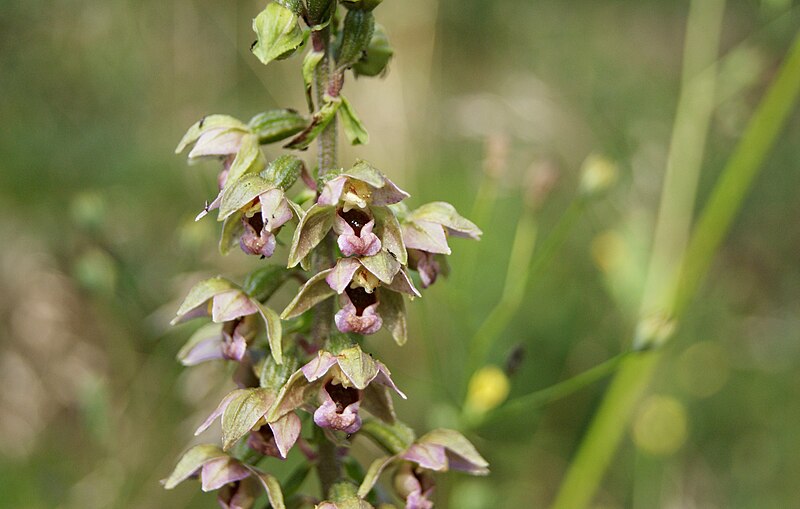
[476,352,630,428]
[311,25,341,499]
[551,10,800,509]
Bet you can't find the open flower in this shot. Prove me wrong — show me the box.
[163,444,284,509]
[172,277,283,363]
[281,252,419,344]
[288,160,409,267]
[394,202,481,288]
[195,388,301,458]
[177,317,258,365]
[301,347,406,434]
[393,463,435,509]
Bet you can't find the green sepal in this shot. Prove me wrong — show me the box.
[339,96,369,145]
[357,455,396,498]
[248,109,307,144]
[284,98,342,150]
[220,210,244,255]
[286,204,335,267]
[221,388,274,450]
[335,10,375,71]
[260,352,299,392]
[162,444,226,489]
[281,269,336,319]
[353,24,393,78]
[261,154,304,190]
[275,0,304,16]
[252,3,305,66]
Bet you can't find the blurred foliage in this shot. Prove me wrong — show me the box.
[0,0,799,508]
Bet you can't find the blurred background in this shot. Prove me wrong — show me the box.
[1,0,799,507]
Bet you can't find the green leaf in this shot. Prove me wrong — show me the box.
[302,50,325,111]
[175,115,248,154]
[372,206,406,265]
[353,24,393,78]
[284,98,341,150]
[243,265,292,302]
[378,289,406,346]
[335,10,375,71]
[248,109,307,144]
[218,174,274,221]
[337,345,378,389]
[261,154,303,190]
[221,388,273,450]
[172,277,236,324]
[339,96,369,145]
[162,444,226,489]
[360,250,400,284]
[219,210,244,255]
[281,269,336,319]
[357,455,395,498]
[251,3,305,66]
[287,204,335,267]
[246,468,286,509]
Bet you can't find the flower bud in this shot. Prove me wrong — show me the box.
[523,159,560,211]
[248,109,306,145]
[305,0,335,25]
[578,153,618,198]
[353,24,393,78]
[336,10,376,71]
[341,0,383,11]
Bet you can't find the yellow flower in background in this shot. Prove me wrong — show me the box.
[465,365,511,416]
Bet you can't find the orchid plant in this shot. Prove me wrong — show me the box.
[163,1,487,508]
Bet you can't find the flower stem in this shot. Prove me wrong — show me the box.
[311,24,341,499]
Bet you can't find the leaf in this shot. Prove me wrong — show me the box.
[246,468,286,509]
[251,3,305,67]
[253,300,283,364]
[172,277,236,324]
[357,455,395,498]
[378,289,406,346]
[287,204,335,267]
[407,201,482,239]
[176,115,248,154]
[219,210,244,255]
[284,98,341,150]
[337,345,378,389]
[372,206,406,265]
[248,109,306,144]
[339,96,369,145]
[360,250,400,284]
[162,444,226,489]
[281,269,336,319]
[302,50,325,111]
[218,174,274,221]
[221,388,273,450]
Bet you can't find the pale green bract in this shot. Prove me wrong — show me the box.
[252,3,305,67]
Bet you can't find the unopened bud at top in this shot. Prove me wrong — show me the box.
[341,0,383,11]
[578,154,618,198]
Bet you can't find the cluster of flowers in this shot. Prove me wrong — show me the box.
[163,1,487,508]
